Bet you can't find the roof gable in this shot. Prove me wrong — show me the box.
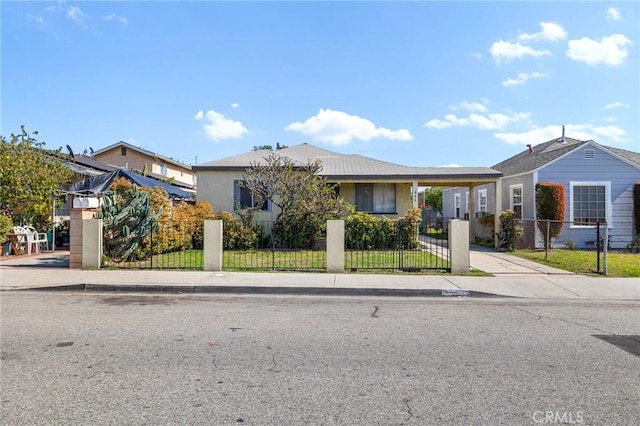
[92,141,193,171]
[491,137,587,176]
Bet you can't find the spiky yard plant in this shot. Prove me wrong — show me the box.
[95,186,161,262]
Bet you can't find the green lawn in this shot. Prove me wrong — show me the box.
[512,249,640,277]
[104,248,450,272]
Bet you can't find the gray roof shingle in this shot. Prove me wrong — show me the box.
[194,143,502,180]
[491,137,640,176]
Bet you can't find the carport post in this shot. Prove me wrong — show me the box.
[494,178,502,249]
[468,186,475,244]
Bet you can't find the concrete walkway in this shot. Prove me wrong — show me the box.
[0,250,638,300]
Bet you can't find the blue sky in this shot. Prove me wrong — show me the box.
[2,1,638,168]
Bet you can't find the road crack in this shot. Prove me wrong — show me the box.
[512,306,619,335]
[401,397,414,425]
[268,354,282,373]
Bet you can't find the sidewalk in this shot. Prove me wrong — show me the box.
[0,250,638,300]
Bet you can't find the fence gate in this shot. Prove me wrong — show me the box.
[345,220,449,272]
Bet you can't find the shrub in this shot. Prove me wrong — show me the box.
[535,182,565,249]
[0,214,13,243]
[634,183,640,235]
[564,239,576,250]
[345,209,421,250]
[213,211,258,250]
[497,210,523,251]
[627,234,640,254]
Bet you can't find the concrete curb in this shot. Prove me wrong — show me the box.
[11,283,505,298]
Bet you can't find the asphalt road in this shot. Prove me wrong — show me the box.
[1,292,638,425]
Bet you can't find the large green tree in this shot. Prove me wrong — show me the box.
[423,187,443,213]
[0,126,72,229]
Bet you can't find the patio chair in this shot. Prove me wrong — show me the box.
[11,226,30,255]
[25,226,50,253]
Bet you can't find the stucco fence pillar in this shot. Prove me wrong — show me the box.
[203,220,223,271]
[69,207,102,269]
[448,219,470,274]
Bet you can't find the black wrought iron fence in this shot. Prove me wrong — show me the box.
[222,220,327,271]
[102,218,203,270]
[346,220,449,272]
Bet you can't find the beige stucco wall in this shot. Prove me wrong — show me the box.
[94,148,194,186]
[196,170,278,220]
[197,171,416,220]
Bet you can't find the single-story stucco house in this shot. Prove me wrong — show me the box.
[194,143,502,231]
[443,136,640,249]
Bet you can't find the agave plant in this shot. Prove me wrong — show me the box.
[95,186,161,262]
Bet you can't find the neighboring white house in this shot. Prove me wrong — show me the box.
[194,143,502,227]
[443,137,640,249]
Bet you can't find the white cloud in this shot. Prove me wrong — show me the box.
[502,72,545,87]
[451,101,488,113]
[606,7,621,21]
[489,40,551,64]
[425,111,530,131]
[231,103,239,109]
[436,164,462,168]
[602,102,630,110]
[66,5,87,28]
[424,119,453,130]
[102,14,128,24]
[494,124,628,145]
[566,34,631,66]
[285,109,413,145]
[518,22,567,42]
[469,52,483,59]
[195,110,251,142]
[602,116,617,122]
[26,14,44,24]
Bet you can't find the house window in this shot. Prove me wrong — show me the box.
[570,181,610,226]
[121,147,127,156]
[510,184,523,218]
[478,189,487,213]
[354,183,395,213]
[234,180,270,211]
[454,193,461,218]
[159,164,168,177]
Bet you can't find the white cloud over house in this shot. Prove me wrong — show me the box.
[517,22,567,42]
[489,22,567,64]
[285,109,413,145]
[606,7,621,21]
[231,103,239,108]
[26,14,45,24]
[602,102,630,110]
[566,34,631,66]
[451,101,488,113]
[66,5,87,28]
[195,110,251,142]
[102,14,128,24]
[502,72,545,87]
[494,124,628,145]
[489,41,551,63]
[425,111,530,131]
